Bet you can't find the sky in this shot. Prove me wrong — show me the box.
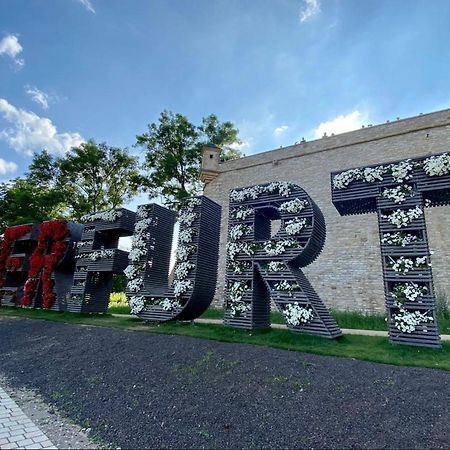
[1,0,450,193]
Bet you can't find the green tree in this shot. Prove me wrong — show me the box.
[136,111,242,208]
[0,178,66,233]
[58,140,142,219]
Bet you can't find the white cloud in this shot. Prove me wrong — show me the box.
[228,140,250,151]
[0,34,24,68]
[312,110,366,139]
[78,0,96,13]
[299,0,321,23]
[273,125,289,136]
[0,98,84,156]
[25,85,50,110]
[0,158,18,176]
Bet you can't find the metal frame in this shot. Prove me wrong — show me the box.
[128,197,222,322]
[331,152,450,348]
[223,183,342,339]
[68,209,135,313]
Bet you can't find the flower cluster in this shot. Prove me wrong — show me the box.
[229,224,252,241]
[129,296,145,314]
[0,224,32,290]
[284,218,307,235]
[227,242,254,261]
[76,249,115,261]
[266,261,287,272]
[393,309,433,333]
[381,232,418,247]
[283,303,314,327]
[423,153,450,177]
[227,280,251,316]
[273,280,300,296]
[20,220,69,309]
[228,261,252,273]
[388,256,430,274]
[383,206,423,228]
[278,198,308,214]
[382,185,414,204]
[81,210,122,223]
[333,154,450,190]
[263,239,296,256]
[390,160,414,183]
[173,279,193,297]
[230,182,295,202]
[231,207,253,220]
[391,282,427,306]
[77,240,93,248]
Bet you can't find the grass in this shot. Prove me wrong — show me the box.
[107,304,450,334]
[1,306,450,372]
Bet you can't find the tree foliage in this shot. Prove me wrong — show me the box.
[136,111,242,208]
[0,141,141,232]
[58,141,142,219]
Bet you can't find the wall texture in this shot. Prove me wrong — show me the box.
[202,109,450,313]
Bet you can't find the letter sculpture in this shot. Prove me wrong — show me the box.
[224,182,342,338]
[70,209,136,313]
[19,220,82,310]
[0,224,39,307]
[331,152,450,348]
[126,197,221,321]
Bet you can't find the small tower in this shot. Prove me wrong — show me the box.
[200,143,221,184]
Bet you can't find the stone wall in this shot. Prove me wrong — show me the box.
[202,109,450,313]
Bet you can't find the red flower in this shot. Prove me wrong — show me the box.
[0,225,32,291]
[20,220,69,309]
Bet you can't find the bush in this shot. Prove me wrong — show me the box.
[110,292,128,306]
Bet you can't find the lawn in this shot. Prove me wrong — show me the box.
[107,304,450,334]
[1,306,449,372]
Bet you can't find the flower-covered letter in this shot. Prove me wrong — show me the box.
[224,182,342,338]
[331,152,450,348]
[125,197,221,322]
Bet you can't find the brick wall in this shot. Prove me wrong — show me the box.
[202,109,450,313]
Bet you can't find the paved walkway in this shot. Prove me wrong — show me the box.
[0,387,54,449]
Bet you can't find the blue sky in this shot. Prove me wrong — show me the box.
[1,0,450,186]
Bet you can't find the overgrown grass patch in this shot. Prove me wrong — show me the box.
[1,306,449,371]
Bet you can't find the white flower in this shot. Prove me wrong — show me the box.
[332,169,362,189]
[279,198,308,214]
[282,303,314,327]
[423,153,450,177]
[178,228,196,244]
[227,242,254,261]
[393,309,433,333]
[389,255,430,274]
[284,218,307,235]
[384,206,423,228]
[176,245,195,261]
[363,166,386,183]
[124,264,142,280]
[382,185,414,204]
[381,232,417,247]
[273,280,300,297]
[178,212,197,226]
[174,261,195,279]
[266,262,287,272]
[263,239,296,256]
[231,207,253,220]
[81,210,122,223]
[390,160,414,183]
[159,297,181,311]
[173,279,193,297]
[391,282,427,305]
[76,249,115,261]
[129,296,146,315]
[229,224,252,241]
[127,277,143,292]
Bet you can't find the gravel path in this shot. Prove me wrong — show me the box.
[0,316,449,449]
